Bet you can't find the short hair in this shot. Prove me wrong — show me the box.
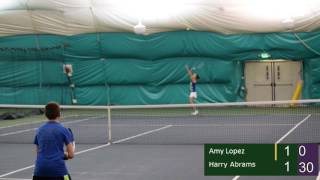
[45,102,61,120]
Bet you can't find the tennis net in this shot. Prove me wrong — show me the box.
[0,99,319,145]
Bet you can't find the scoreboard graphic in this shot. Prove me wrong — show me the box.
[204,144,318,176]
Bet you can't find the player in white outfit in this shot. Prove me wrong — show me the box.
[185,65,200,115]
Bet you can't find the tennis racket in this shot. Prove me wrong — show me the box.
[64,128,75,160]
[68,128,76,152]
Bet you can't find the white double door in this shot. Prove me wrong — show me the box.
[245,61,302,101]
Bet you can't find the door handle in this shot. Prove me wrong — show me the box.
[277,65,280,80]
[266,66,269,80]
[276,83,293,86]
[254,84,272,86]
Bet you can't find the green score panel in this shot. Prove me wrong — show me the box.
[204,144,318,176]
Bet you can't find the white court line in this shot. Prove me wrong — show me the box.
[232,176,240,180]
[0,121,46,130]
[0,178,32,180]
[0,128,37,137]
[0,114,104,130]
[76,123,295,128]
[0,165,35,178]
[0,115,88,130]
[316,171,320,180]
[0,117,103,137]
[275,114,311,144]
[0,125,172,178]
[233,114,312,180]
[75,143,111,155]
[113,125,172,144]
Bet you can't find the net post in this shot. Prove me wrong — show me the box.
[107,105,112,143]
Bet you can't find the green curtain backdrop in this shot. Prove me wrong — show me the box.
[0,31,319,105]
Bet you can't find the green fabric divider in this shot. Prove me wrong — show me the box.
[0,35,39,60]
[99,31,320,60]
[65,33,100,59]
[0,31,319,62]
[0,60,68,87]
[0,60,39,87]
[0,86,71,105]
[41,61,68,85]
[303,58,320,99]
[109,83,240,105]
[36,35,65,60]
[75,86,109,105]
[38,86,72,105]
[99,32,266,60]
[0,35,65,60]
[0,31,319,104]
[69,57,240,86]
[100,32,185,60]
[110,84,187,105]
[0,84,239,105]
[69,58,107,86]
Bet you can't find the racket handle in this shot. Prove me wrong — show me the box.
[67,128,76,152]
[63,152,68,160]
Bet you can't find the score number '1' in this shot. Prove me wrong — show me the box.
[284,145,314,173]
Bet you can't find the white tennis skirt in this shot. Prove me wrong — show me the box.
[189,92,197,98]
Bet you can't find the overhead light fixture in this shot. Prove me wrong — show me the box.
[259,52,271,59]
[133,21,146,35]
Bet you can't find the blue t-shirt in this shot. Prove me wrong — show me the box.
[34,121,74,177]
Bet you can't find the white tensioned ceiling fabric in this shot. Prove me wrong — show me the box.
[0,0,319,37]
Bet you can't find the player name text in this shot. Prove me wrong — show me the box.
[208,148,246,156]
[208,161,256,168]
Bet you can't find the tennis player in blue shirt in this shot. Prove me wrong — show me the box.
[185,65,200,115]
[33,102,75,180]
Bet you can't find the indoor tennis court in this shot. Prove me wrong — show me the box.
[0,0,320,179]
[1,101,320,179]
